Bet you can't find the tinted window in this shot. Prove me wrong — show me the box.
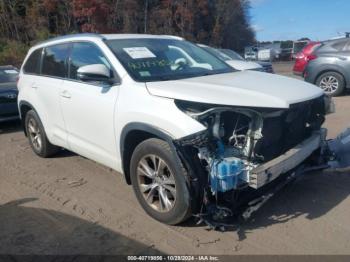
[69,42,111,80]
[23,48,42,74]
[42,44,70,78]
[219,49,244,61]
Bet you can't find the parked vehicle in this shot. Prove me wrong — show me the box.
[198,44,264,72]
[257,48,273,61]
[219,49,274,73]
[292,40,310,59]
[293,41,321,75]
[279,48,293,61]
[244,51,257,60]
[18,34,333,225]
[0,65,19,122]
[304,38,350,96]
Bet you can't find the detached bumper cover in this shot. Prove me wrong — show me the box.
[249,130,326,189]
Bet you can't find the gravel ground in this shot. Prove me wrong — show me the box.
[0,62,349,255]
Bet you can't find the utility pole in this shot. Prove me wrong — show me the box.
[144,0,148,33]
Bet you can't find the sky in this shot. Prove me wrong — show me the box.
[250,0,350,41]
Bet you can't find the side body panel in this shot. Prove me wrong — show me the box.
[113,79,206,173]
[60,80,120,169]
[305,53,350,88]
[17,73,68,148]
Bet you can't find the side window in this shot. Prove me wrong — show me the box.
[23,48,42,74]
[42,43,70,78]
[69,42,111,80]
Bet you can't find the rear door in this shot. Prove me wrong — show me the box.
[25,44,70,148]
[60,42,120,169]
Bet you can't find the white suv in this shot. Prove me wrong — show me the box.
[18,34,332,225]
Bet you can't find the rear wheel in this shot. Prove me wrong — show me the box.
[316,71,345,96]
[130,138,191,225]
[25,110,60,157]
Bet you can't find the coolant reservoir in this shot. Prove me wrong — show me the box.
[210,157,245,193]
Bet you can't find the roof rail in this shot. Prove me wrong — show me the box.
[161,35,184,40]
[36,33,105,46]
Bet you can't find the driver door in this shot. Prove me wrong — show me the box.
[60,42,120,169]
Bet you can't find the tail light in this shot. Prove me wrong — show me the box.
[295,52,304,59]
[306,54,317,61]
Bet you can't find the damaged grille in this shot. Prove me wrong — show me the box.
[254,96,325,162]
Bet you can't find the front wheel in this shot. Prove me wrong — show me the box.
[130,138,191,225]
[316,71,345,96]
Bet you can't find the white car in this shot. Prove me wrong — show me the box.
[18,34,332,225]
[198,44,263,71]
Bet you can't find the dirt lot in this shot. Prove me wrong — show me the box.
[0,62,349,255]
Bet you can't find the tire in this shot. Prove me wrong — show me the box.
[130,138,191,225]
[25,110,60,158]
[316,71,345,97]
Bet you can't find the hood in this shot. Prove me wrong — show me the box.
[146,71,324,109]
[257,61,272,66]
[225,60,262,71]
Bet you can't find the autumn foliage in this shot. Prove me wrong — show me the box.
[0,0,255,65]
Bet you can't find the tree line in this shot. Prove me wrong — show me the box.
[0,0,255,66]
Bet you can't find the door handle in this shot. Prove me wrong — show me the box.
[60,90,71,98]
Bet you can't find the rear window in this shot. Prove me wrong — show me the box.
[0,68,18,83]
[23,48,42,74]
[42,43,70,78]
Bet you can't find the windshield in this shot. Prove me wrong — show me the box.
[219,49,244,61]
[201,46,232,61]
[0,68,18,83]
[106,38,233,82]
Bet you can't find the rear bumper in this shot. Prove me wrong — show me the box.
[0,103,19,122]
[293,71,303,76]
[249,129,326,189]
[0,115,19,123]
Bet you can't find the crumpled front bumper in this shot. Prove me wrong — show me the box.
[249,129,327,189]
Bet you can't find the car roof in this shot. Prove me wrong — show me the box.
[101,34,183,40]
[322,37,349,45]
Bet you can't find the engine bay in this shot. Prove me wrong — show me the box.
[174,96,329,226]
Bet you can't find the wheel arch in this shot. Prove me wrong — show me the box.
[18,101,36,136]
[314,68,347,87]
[120,123,176,185]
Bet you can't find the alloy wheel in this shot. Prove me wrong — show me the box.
[319,76,339,94]
[27,118,42,152]
[136,154,176,213]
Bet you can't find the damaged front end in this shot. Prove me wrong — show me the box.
[174,95,334,228]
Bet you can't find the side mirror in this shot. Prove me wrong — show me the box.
[77,64,112,83]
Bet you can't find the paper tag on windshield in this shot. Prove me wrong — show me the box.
[4,70,18,74]
[123,47,156,59]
